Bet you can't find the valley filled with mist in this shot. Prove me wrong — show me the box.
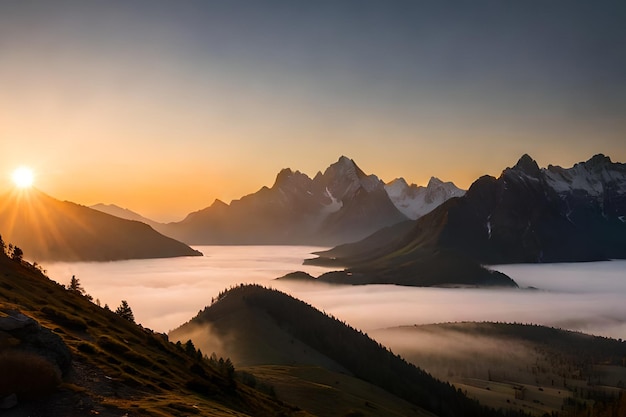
[44,246,626,339]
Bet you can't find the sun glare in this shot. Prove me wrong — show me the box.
[12,166,34,189]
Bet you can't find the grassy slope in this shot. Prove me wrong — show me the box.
[173,284,522,417]
[246,365,436,417]
[371,322,626,416]
[0,252,303,417]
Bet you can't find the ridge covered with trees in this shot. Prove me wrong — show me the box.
[175,284,534,417]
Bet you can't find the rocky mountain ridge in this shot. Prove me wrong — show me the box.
[157,156,415,245]
[310,154,626,269]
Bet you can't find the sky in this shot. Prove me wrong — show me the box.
[1,1,625,221]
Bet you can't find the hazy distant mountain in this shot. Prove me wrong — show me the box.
[385,176,465,219]
[171,284,502,417]
[0,189,202,262]
[90,203,159,228]
[158,156,409,245]
[310,154,626,269]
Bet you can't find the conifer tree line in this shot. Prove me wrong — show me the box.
[0,234,23,262]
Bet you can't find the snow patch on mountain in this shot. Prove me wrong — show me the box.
[544,155,626,199]
[322,187,343,214]
[385,177,465,220]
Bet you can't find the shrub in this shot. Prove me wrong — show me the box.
[76,342,97,354]
[0,351,61,399]
[97,335,129,354]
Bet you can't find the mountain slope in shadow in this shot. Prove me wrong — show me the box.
[0,189,201,262]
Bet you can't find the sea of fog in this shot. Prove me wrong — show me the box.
[43,246,626,340]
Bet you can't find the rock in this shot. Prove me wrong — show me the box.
[0,311,37,331]
[0,309,71,375]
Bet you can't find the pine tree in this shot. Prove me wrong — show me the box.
[11,246,23,262]
[67,275,93,301]
[115,300,135,323]
[68,275,85,294]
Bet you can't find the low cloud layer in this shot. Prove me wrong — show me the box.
[43,246,626,339]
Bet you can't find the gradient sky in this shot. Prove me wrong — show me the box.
[1,1,625,221]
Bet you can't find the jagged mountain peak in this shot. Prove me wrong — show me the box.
[337,154,354,165]
[387,177,409,186]
[321,156,382,197]
[427,176,445,187]
[272,167,310,188]
[511,154,541,176]
[210,198,228,208]
[324,155,360,177]
[385,178,410,193]
[582,153,612,169]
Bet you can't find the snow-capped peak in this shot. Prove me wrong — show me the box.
[385,178,410,200]
[385,177,465,220]
[321,156,383,199]
[544,155,626,198]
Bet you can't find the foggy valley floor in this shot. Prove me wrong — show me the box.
[42,246,626,339]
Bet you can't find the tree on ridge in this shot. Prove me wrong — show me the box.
[115,300,135,323]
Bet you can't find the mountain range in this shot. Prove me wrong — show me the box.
[308,154,626,275]
[95,156,464,247]
[5,152,623,271]
[0,189,201,262]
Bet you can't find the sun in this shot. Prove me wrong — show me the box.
[12,166,35,189]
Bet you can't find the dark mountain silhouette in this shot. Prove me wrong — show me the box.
[309,154,626,269]
[157,156,409,246]
[171,284,520,417]
[0,189,201,262]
